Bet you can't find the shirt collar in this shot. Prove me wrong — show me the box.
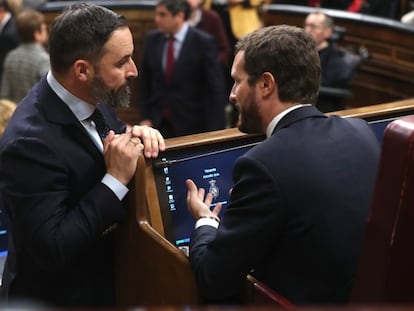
[0,12,11,34]
[47,71,95,122]
[173,22,189,43]
[266,104,311,138]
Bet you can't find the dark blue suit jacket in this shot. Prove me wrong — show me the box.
[0,77,126,306]
[190,106,380,305]
[0,16,19,85]
[138,27,226,137]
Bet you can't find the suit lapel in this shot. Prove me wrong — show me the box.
[175,28,193,68]
[36,78,104,159]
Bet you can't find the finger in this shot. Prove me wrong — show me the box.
[129,137,141,145]
[204,192,214,206]
[198,187,206,201]
[212,202,222,216]
[103,130,116,152]
[132,125,165,158]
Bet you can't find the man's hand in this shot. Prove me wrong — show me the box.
[186,179,222,220]
[103,131,144,185]
[130,125,165,158]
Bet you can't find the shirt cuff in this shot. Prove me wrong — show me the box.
[102,173,129,201]
[195,217,220,229]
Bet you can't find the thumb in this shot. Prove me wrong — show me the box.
[103,130,115,152]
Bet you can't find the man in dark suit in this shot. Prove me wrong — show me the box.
[186,25,380,305]
[0,3,165,307]
[0,0,19,86]
[187,0,231,67]
[304,12,352,112]
[138,0,227,138]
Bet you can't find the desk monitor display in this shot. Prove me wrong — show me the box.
[151,114,411,255]
[152,136,263,255]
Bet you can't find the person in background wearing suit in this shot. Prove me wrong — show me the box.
[304,12,349,89]
[186,25,380,305]
[304,11,351,112]
[0,3,165,307]
[0,0,20,86]
[187,0,230,68]
[138,0,227,138]
[187,0,233,127]
[0,9,49,103]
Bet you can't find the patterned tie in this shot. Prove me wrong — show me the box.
[89,108,110,141]
[165,35,175,81]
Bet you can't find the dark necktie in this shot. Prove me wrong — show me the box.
[89,108,110,141]
[165,35,175,81]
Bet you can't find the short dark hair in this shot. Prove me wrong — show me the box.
[0,0,11,11]
[156,0,191,20]
[16,10,45,43]
[48,3,128,74]
[235,25,321,105]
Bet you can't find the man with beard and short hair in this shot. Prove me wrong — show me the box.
[185,25,380,305]
[0,3,165,307]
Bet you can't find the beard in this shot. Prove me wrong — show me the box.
[90,72,131,108]
[236,90,262,134]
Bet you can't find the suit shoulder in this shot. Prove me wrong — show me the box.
[189,27,215,42]
[201,8,222,22]
[144,29,164,42]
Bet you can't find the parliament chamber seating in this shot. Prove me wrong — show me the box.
[39,1,414,125]
[350,116,414,304]
[262,4,414,110]
[31,2,414,306]
[114,100,414,307]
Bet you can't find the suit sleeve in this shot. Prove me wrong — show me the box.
[189,154,287,302]
[0,137,125,271]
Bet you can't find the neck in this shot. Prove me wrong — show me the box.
[317,40,329,50]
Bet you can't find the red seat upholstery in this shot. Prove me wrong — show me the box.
[245,274,297,309]
[350,116,414,303]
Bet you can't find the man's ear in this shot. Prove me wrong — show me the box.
[261,72,276,97]
[73,60,92,82]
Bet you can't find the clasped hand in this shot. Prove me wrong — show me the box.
[103,125,165,185]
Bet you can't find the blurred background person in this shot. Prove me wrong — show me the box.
[0,0,20,86]
[138,0,227,138]
[0,98,15,136]
[187,0,233,127]
[0,9,49,103]
[304,11,349,89]
[304,11,351,112]
[187,0,230,68]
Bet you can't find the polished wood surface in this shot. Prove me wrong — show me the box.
[115,156,201,306]
[328,98,414,120]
